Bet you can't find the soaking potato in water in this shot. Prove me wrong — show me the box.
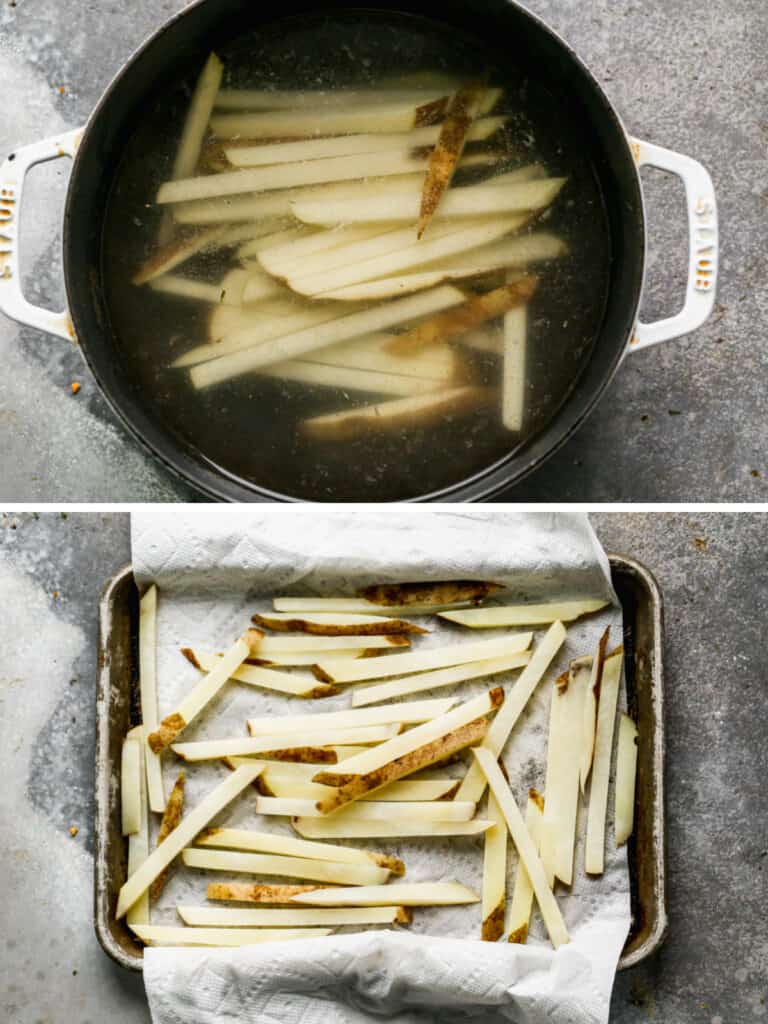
[104,12,610,500]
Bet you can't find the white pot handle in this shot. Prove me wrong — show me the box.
[629,137,718,353]
[0,128,83,341]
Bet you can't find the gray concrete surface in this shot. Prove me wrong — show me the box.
[1,510,766,1022]
[0,1,766,501]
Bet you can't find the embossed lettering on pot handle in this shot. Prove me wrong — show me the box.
[0,128,83,342]
[629,137,718,353]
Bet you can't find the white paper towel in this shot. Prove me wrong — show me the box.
[132,507,630,1024]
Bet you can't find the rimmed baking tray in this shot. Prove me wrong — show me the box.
[94,555,667,972]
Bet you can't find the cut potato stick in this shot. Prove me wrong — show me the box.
[315,633,532,685]
[256,634,409,653]
[247,697,456,735]
[507,789,544,944]
[296,178,566,226]
[540,658,591,887]
[173,173,428,225]
[226,116,505,167]
[279,336,456,383]
[294,816,493,839]
[133,227,224,286]
[286,219,521,297]
[615,714,639,847]
[272,596,476,615]
[214,87,455,111]
[125,725,149,926]
[315,688,503,781]
[130,924,332,947]
[158,147,467,205]
[148,630,263,753]
[313,715,488,813]
[481,790,508,940]
[172,727,399,762]
[585,648,624,874]
[196,827,403,874]
[172,53,223,181]
[191,286,465,387]
[149,770,186,901]
[121,737,141,836]
[208,100,449,141]
[259,225,396,274]
[262,776,458,802]
[139,586,165,813]
[317,264,519,302]
[456,622,567,804]
[387,279,538,356]
[252,611,428,635]
[250,650,372,667]
[473,748,568,949]
[148,275,225,304]
[257,796,476,821]
[291,882,478,907]
[441,598,609,628]
[116,763,262,919]
[181,648,338,697]
[580,629,609,793]
[365,578,502,607]
[182,847,390,885]
[207,882,325,903]
[502,300,526,431]
[419,84,488,237]
[180,905,410,928]
[237,225,314,258]
[351,651,531,707]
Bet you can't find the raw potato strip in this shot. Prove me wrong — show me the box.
[207,882,326,903]
[182,848,390,885]
[580,628,609,792]
[291,882,478,907]
[125,725,149,926]
[315,689,502,781]
[190,286,465,388]
[173,173,428,225]
[226,116,505,167]
[133,226,223,285]
[262,776,458,802]
[314,633,532,685]
[351,651,531,707]
[208,100,448,140]
[540,659,591,887]
[158,148,448,205]
[272,597,477,615]
[419,84,488,237]
[171,54,223,181]
[286,220,521,297]
[214,87,455,110]
[121,737,141,835]
[615,715,639,846]
[456,622,567,804]
[387,279,538,356]
[317,264,521,302]
[257,797,476,821]
[294,816,493,840]
[361,578,501,607]
[130,925,332,947]
[249,650,373,667]
[256,634,409,653]
[181,649,338,698]
[440,598,610,628]
[149,770,186,901]
[139,586,165,813]
[149,275,224,304]
[502,301,527,432]
[276,336,456,383]
[196,827,404,874]
[259,225,396,275]
[246,697,456,735]
[171,727,399,762]
[148,630,262,752]
[481,791,508,940]
[116,763,262,918]
[473,749,568,949]
[179,905,410,928]
[237,225,315,258]
[585,648,624,874]
[297,178,566,227]
[507,790,544,944]
[252,611,428,636]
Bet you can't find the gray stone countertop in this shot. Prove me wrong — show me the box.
[0,1,766,501]
[1,510,766,1021]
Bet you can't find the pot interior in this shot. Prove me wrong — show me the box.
[65,1,644,502]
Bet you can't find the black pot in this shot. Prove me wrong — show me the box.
[0,0,718,501]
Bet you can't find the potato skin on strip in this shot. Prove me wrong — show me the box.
[148,713,185,753]
[358,580,503,607]
[481,900,506,942]
[251,613,427,636]
[149,772,186,901]
[206,882,325,903]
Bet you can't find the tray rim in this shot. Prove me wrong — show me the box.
[94,554,667,973]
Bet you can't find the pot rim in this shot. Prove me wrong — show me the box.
[62,0,646,504]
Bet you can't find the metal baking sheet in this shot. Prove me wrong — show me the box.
[93,556,667,973]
